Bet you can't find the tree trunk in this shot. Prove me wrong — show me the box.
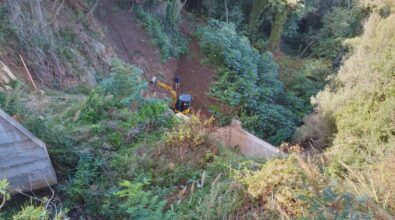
[165,0,186,31]
[267,7,288,52]
[224,0,229,23]
[248,0,269,39]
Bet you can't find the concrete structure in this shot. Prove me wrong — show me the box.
[0,109,57,193]
[215,120,284,159]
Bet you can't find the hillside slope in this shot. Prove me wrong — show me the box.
[0,0,394,219]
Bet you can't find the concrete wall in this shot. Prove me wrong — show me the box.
[215,120,284,159]
[0,109,57,193]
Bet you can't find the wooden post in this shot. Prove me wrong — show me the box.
[18,54,37,90]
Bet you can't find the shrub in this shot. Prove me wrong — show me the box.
[161,114,217,163]
[134,5,187,59]
[100,59,147,107]
[301,11,395,171]
[1,179,68,220]
[238,156,374,218]
[113,180,175,220]
[0,81,26,116]
[309,6,367,64]
[278,57,333,117]
[11,205,49,220]
[8,203,68,220]
[64,155,104,215]
[79,59,146,123]
[238,156,314,217]
[79,90,118,124]
[0,179,10,211]
[183,181,252,219]
[0,5,13,44]
[22,116,77,176]
[199,20,300,144]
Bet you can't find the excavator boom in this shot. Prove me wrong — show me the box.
[150,76,192,114]
[156,81,177,107]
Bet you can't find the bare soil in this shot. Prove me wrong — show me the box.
[96,1,218,116]
[96,1,177,88]
[176,22,219,116]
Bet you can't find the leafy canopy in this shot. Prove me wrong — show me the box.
[199,20,301,144]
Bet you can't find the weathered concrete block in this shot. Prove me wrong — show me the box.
[214,120,285,159]
[0,109,57,193]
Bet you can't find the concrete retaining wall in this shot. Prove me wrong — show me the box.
[215,120,284,159]
[0,109,57,193]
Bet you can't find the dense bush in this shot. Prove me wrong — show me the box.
[79,59,147,124]
[301,11,395,167]
[297,6,395,215]
[54,59,178,219]
[308,6,367,64]
[114,180,175,220]
[237,155,374,218]
[199,20,301,145]
[278,57,333,116]
[202,0,246,27]
[239,156,313,217]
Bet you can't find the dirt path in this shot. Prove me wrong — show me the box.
[96,1,217,115]
[176,24,218,116]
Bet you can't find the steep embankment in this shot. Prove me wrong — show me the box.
[96,0,177,83]
[1,0,114,88]
[95,1,217,115]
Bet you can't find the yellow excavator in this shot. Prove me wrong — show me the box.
[150,76,192,115]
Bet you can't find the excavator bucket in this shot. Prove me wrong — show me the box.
[150,76,158,84]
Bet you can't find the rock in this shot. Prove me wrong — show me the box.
[0,60,17,83]
[0,60,17,91]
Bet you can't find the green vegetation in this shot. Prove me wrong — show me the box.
[0,179,10,211]
[198,20,302,145]
[134,5,187,59]
[308,5,368,63]
[0,0,394,219]
[0,6,13,46]
[0,60,255,219]
[298,4,395,176]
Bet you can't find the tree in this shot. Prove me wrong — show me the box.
[267,3,289,51]
[248,0,269,39]
[249,0,301,51]
[199,20,300,144]
[165,0,187,31]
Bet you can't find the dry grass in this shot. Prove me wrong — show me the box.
[341,150,395,215]
[155,113,218,164]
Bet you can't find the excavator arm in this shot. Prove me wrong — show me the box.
[150,76,191,115]
[156,81,177,107]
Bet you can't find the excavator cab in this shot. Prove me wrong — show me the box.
[150,76,192,115]
[175,94,192,114]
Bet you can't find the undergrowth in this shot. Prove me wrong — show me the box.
[1,1,395,219]
[134,5,187,60]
